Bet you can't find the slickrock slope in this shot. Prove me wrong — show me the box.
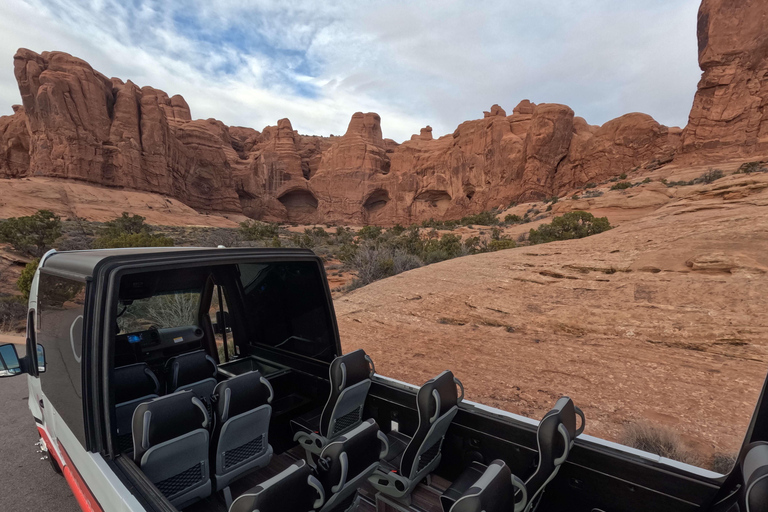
[337,171,768,460]
[680,0,768,159]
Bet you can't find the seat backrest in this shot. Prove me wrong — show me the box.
[132,391,212,507]
[450,460,528,512]
[316,418,388,512]
[524,396,584,511]
[400,370,463,480]
[741,441,768,512]
[166,349,218,399]
[211,371,274,490]
[319,349,375,439]
[114,363,160,442]
[229,460,325,512]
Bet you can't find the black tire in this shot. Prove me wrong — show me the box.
[48,451,62,474]
[40,436,62,474]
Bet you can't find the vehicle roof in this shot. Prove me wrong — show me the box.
[40,247,317,279]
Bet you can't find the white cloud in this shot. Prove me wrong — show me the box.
[0,0,702,141]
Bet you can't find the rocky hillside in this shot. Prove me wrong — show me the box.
[337,166,768,463]
[1,0,766,226]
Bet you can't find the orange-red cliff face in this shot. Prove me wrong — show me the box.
[680,0,768,160]
[1,0,767,225]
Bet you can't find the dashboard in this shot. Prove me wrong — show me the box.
[115,325,205,364]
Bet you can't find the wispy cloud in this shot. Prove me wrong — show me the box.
[0,0,701,141]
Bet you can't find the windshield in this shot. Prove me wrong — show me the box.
[117,290,201,334]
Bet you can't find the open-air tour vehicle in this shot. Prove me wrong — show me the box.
[1,247,766,512]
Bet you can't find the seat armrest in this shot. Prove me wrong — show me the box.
[294,431,328,458]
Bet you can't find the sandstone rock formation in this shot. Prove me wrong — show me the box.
[5,0,768,229]
[679,0,768,159]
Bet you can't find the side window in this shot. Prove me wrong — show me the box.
[240,262,336,362]
[210,286,236,362]
[116,290,200,334]
[38,273,87,445]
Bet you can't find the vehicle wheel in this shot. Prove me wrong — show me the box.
[38,436,62,474]
[47,450,62,474]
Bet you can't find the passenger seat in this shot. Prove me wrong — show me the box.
[523,396,584,512]
[314,418,389,512]
[741,441,768,512]
[293,349,376,459]
[211,371,274,507]
[229,460,325,512]
[166,349,218,400]
[449,459,527,512]
[132,391,211,508]
[369,370,464,501]
[114,363,160,453]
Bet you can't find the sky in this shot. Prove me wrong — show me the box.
[0,0,702,142]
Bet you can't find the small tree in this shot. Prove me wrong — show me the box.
[528,211,612,245]
[17,258,40,300]
[0,210,62,257]
[94,213,173,249]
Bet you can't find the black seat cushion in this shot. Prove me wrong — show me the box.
[319,349,373,437]
[451,460,518,512]
[316,418,381,498]
[166,350,217,392]
[229,460,320,512]
[213,370,271,422]
[526,396,581,499]
[115,363,159,403]
[400,370,458,478]
[440,461,488,512]
[132,390,208,462]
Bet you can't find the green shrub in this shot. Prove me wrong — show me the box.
[737,161,765,174]
[0,210,62,257]
[357,225,383,241]
[94,213,174,248]
[504,214,522,224]
[585,182,597,189]
[610,181,632,190]
[17,258,40,300]
[486,239,516,251]
[239,220,280,241]
[389,224,406,236]
[93,232,174,249]
[619,173,627,180]
[528,211,612,245]
[641,177,652,184]
[699,168,724,184]
[0,295,26,330]
[459,210,500,226]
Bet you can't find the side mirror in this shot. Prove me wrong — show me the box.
[0,344,22,377]
[36,344,46,373]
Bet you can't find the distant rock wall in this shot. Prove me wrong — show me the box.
[680,0,768,160]
[6,0,768,229]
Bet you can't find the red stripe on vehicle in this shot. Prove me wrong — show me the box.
[36,426,104,512]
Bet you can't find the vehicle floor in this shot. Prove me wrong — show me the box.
[185,445,447,512]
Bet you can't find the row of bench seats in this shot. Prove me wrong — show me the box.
[240,348,584,512]
[117,348,584,512]
[116,351,274,508]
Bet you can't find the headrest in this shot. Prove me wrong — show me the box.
[317,419,383,496]
[132,391,208,462]
[539,396,584,444]
[742,442,768,512]
[451,460,525,512]
[229,459,324,512]
[417,370,461,424]
[166,350,217,391]
[329,349,374,390]
[213,371,273,423]
[114,363,159,403]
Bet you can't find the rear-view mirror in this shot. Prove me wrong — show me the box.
[0,344,22,377]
